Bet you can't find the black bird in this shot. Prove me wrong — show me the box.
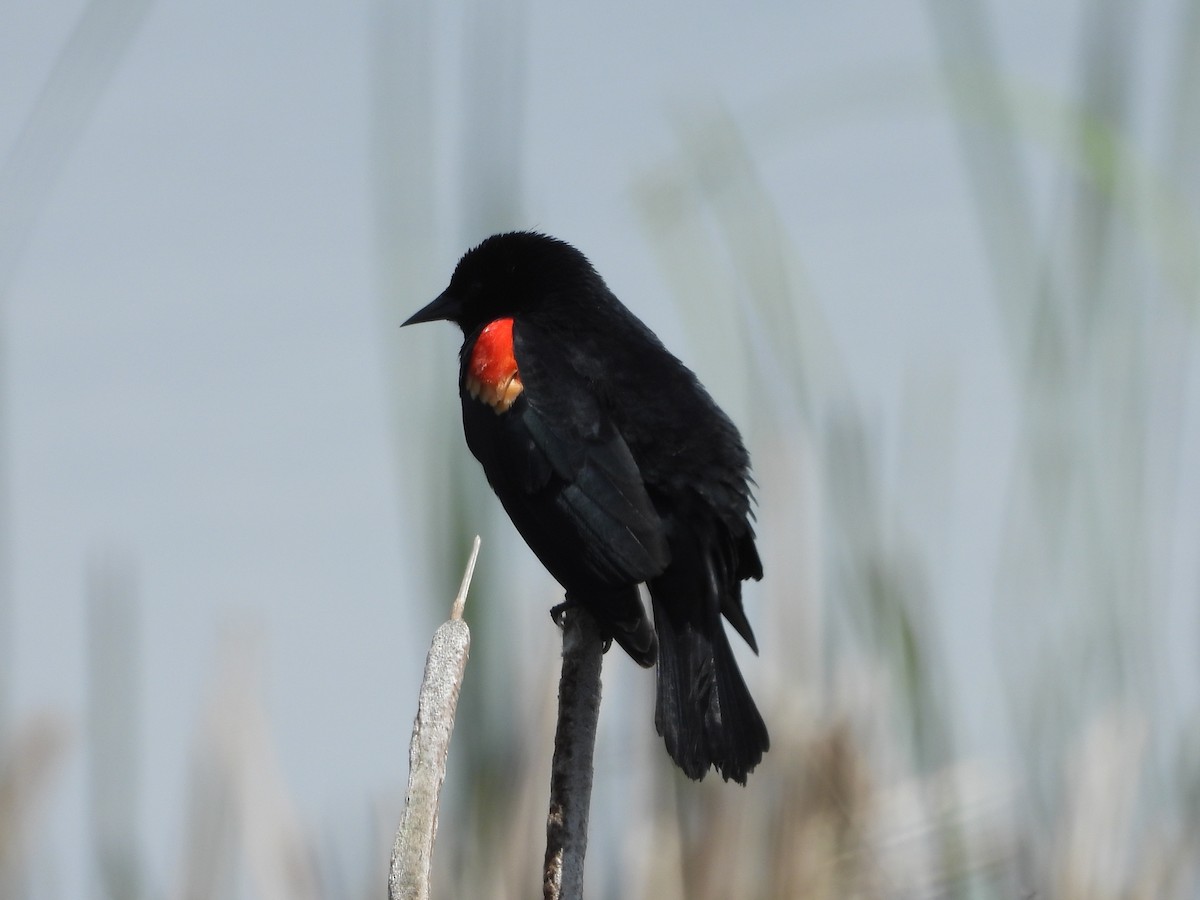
[403,232,768,783]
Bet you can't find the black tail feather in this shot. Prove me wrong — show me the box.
[651,597,769,784]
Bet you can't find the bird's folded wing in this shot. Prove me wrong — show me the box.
[504,322,671,584]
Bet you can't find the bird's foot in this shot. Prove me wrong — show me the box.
[549,599,573,627]
[549,599,613,653]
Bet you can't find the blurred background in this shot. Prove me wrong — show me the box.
[2,0,1199,897]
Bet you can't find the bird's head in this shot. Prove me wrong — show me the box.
[402,231,598,334]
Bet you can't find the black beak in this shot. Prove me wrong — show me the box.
[401,289,461,327]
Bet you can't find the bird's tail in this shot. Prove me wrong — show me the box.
[651,596,769,784]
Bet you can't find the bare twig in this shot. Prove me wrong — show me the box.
[543,607,605,900]
[389,536,480,900]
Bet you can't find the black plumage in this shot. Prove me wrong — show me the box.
[403,231,768,783]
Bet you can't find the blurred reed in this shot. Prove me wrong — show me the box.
[87,556,142,900]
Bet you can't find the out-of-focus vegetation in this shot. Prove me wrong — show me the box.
[3,0,1199,897]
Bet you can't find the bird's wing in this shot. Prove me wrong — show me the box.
[464,321,671,587]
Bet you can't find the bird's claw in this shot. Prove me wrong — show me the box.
[549,600,572,627]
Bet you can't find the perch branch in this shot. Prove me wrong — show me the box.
[542,606,605,900]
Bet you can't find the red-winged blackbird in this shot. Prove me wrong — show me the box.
[403,232,768,783]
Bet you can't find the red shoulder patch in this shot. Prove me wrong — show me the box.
[465,317,523,413]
